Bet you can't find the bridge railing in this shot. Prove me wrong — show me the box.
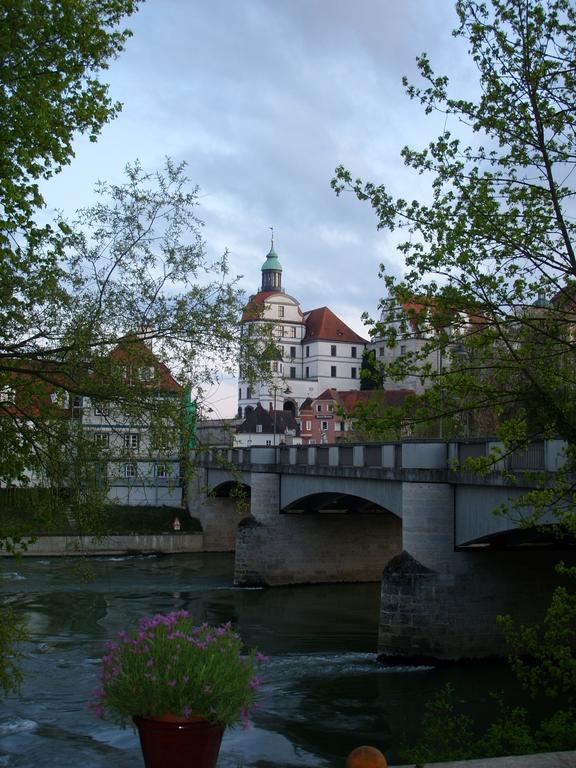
[196,439,568,473]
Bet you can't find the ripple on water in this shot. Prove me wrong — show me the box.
[0,718,37,736]
[270,651,434,678]
[0,572,26,581]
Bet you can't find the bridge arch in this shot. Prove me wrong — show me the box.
[282,491,396,516]
[280,474,402,518]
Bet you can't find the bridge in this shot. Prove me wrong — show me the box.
[188,439,573,660]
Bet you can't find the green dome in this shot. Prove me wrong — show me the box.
[261,246,282,273]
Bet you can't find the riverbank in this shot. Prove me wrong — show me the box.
[0,532,203,556]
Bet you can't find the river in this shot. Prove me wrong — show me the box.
[0,553,525,767]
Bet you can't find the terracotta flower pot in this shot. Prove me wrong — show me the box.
[133,715,224,768]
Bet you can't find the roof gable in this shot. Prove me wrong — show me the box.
[303,307,367,344]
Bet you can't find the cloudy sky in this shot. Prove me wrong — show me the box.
[43,0,474,417]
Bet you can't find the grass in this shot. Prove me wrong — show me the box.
[0,488,201,536]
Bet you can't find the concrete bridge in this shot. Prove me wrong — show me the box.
[188,439,573,660]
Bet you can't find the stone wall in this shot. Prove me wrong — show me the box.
[235,511,402,586]
[378,548,570,660]
[186,467,249,551]
[378,481,574,660]
[1,533,203,557]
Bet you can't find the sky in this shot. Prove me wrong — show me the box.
[43,0,474,417]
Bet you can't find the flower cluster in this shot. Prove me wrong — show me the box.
[89,610,267,728]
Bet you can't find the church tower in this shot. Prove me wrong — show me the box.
[260,241,283,292]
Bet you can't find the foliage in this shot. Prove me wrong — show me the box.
[0,496,200,535]
[500,563,576,706]
[359,349,383,391]
[401,684,576,763]
[0,607,27,696]
[90,610,266,728]
[401,684,475,764]
[332,0,576,455]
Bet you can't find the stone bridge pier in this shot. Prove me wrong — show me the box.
[187,466,250,551]
[380,481,567,660]
[234,467,402,586]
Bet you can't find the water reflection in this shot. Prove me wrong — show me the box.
[1,553,525,767]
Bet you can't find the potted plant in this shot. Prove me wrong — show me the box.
[89,610,266,768]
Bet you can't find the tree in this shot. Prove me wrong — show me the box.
[333,0,576,471]
[0,1,260,696]
[359,348,383,390]
[333,0,576,734]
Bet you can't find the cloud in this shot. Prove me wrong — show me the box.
[42,0,474,416]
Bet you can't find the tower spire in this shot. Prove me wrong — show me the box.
[261,234,283,292]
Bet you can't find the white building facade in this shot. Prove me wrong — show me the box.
[238,244,368,419]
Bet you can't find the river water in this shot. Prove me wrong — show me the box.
[0,553,525,767]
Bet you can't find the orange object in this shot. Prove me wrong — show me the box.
[345,746,387,768]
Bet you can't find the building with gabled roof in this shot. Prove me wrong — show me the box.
[238,241,368,420]
[298,387,414,444]
[234,403,301,447]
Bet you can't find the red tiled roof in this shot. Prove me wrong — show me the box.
[391,298,486,334]
[303,307,367,344]
[308,388,414,414]
[109,339,181,393]
[241,291,280,321]
[241,291,305,322]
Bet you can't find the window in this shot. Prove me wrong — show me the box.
[93,432,110,447]
[306,346,310,358]
[331,366,337,377]
[331,345,337,357]
[278,305,285,317]
[287,326,296,338]
[124,462,137,478]
[321,421,328,431]
[265,439,272,446]
[328,404,334,412]
[94,402,110,416]
[379,347,385,357]
[247,387,252,399]
[123,433,140,450]
[239,388,242,400]
[290,367,296,379]
[305,366,309,378]
[351,367,357,379]
[273,325,282,336]
[290,346,296,358]
[400,345,407,355]
[271,361,279,372]
[351,346,357,358]
[335,422,342,432]
[305,420,312,431]
[316,404,322,412]
[139,366,155,381]
[256,424,263,433]
[154,463,168,478]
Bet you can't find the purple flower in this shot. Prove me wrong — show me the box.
[168,680,176,687]
[183,706,193,718]
[249,675,262,690]
[256,652,269,663]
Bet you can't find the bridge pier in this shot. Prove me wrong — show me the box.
[379,482,567,660]
[187,467,249,551]
[234,470,402,586]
